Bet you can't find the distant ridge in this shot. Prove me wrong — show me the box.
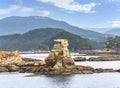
[105,28,120,36]
[0,16,108,39]
[0,28,91,51]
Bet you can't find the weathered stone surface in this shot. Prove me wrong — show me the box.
[6,65,20,72]
[0,66,9,72]
[0,40,119,75]
[0,51,23,65]
[45,39,74,69]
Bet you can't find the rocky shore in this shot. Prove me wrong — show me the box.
[0,39,120,75]
[0,59,119,75]
[0,53,119,75]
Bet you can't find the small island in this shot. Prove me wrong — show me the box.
[0,39,120,75]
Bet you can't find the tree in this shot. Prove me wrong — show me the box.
[105,36,120,54]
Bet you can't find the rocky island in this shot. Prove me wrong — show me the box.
[0,39,120,75]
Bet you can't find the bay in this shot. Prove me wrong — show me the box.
[0,53,120,88]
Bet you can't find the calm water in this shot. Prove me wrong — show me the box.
[21,53,120,69]
[0,72,120,88]
[0,53,120,88]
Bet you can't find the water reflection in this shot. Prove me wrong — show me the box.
[43,75,74,88]
[1,73,120,88]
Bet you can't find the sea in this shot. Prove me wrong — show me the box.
[0,53,120,88]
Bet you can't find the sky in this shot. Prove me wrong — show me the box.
[0,0,120,32]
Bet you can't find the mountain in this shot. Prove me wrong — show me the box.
[87,28,111,33]
[0,28,92,51]
[105,28,120,36]
[0,16,107,39]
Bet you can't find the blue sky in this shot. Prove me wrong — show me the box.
[0,0,120,32]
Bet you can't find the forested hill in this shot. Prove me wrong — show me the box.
[0,28,92,51]
[40,31,92,51]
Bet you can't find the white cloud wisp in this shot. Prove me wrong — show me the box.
[0,5,50,17]
[112,21,120,27]
[37,0,100,13]
[108,0,120,2]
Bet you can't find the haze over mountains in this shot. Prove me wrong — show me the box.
[0,16,109,39]
[0,16,118,51]
[105,28,120,36]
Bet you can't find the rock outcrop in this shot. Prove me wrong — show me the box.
[0,51,23,65]
[0,39,120,75]
[45,39,74,69]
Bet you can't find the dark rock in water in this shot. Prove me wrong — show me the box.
[74,57,86,61]
[89,55,120,61]
[94,68,116,73]
[116,69,120,72]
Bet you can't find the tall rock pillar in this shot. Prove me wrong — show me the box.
[45,39,74,69]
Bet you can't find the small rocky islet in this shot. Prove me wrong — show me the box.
[74,55,120,61]
[0,39,120,75]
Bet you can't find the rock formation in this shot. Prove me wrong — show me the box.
[0,50,23,65]
[0,39,119,75]
[45,39,74,69]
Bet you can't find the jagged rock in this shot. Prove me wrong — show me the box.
[0,40,119,75]
[45,39,74,69]
[0,51,23,65]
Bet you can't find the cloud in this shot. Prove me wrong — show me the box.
[36,0,100,13]
[40,10,50,16]
[108,0,120,2]
[0,5,50,17]
[111,21,120,27]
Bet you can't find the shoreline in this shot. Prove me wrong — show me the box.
[0,57,120,76]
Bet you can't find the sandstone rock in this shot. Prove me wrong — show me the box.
[6,65,20,72]
[45,39,74,69]
[0,66,9,72]
[0,51,23,65]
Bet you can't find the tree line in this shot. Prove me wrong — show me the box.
[105,36,120,54]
